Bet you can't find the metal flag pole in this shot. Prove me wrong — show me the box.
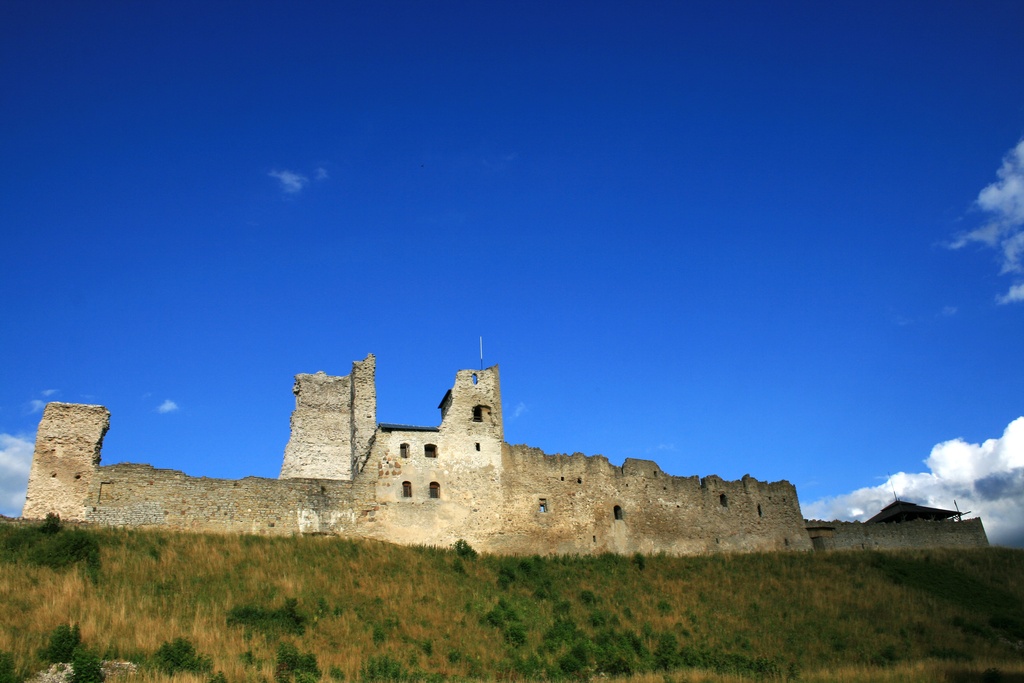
[480,336,483,370]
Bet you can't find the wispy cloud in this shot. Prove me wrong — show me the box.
[0,433,34,517]
[804,417,1024,546]
[268,169,309,194]
[314,166,329,181]
[41,389,59,397]
[28,400,46,414]
[157,400,179,414]
[512,402,528,419]
[949,139,1024,303]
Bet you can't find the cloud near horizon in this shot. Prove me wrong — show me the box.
[803,417,1024,546]
[0,433,33,517]
[949,139,1024,303]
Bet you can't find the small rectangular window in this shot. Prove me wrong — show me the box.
[539,499,548,513]
[424,444,437,458]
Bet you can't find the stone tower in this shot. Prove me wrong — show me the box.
[280,354,376,480]
[22,402,109,521]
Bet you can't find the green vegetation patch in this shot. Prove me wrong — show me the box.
[227,597,309,636]
[152,637,212,676]
[0,516,101,581]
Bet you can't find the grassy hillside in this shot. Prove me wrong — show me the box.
[1,518,1022,683]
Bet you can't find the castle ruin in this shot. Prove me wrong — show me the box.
[21,354,988,554]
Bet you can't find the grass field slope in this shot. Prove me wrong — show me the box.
[1,517,1022,683]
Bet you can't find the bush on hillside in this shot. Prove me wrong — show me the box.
[41,625,81,664]
[152,638,212,675]
[70,648,103,683]
[228,597,307,636]
[0,650,19,683]
[452,539,477,559]
[275,642,320,683]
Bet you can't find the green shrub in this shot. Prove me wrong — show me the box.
[0,650,18,683]
[41,624,81,664]
[227,597,308,636]
[153,637,212,675]
[208,673,227,683]
[276,642,320,683]
[70,648,103,683]
[41,513,62,535]
[452,539,477,559]
[359,655,406,682]
[504,624,527,648]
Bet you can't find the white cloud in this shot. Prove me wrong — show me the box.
[512,402,528,419]
[0,433,34,517]
[268,169,309,194]
[28,399,46,414]
[157,399,179,414]
[314,166,328,181]
[997,282,1024,304]
[804,417,1024,546]
[949,139,1024,301]
[41,389,59,397]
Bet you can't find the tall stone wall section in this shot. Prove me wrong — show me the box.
[807,518,988,551]
[280,354,376,480]
[22,403,110,522]
[368,367,506,549]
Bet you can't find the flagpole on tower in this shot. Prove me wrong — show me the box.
[480,337,483,370]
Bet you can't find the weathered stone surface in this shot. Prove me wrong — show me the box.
[280,354,376,480]
[20,357,989,554]
[22,403,109,522]
[806,517,988,550]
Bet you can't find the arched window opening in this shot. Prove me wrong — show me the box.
[472,406,483,422]
[402,481,412,498]
[613,505,624,521]
[757,504,763,517]
[429,482,440,499]
[472,373,478,385]
[539,498,548,513]
[399,443,409,459]
[424,444,437,458]
[475,442,480,451]
[720,494,728,508]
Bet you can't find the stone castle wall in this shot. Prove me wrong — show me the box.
[806,517,988,551]
[20,357,989,554]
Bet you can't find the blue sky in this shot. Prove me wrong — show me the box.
[2,1,1023,544]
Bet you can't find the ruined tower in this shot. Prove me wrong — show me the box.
[279,353,376,480]
[22,402,109,521]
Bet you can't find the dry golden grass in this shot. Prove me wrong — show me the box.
[2,523,1022,682]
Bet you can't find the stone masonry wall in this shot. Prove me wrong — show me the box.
[84,463,377,535]
[21,357,987,556]
[22,403,110,522]
[492,445,813,555]
[807,518,988,551]
[368,366,506,549]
